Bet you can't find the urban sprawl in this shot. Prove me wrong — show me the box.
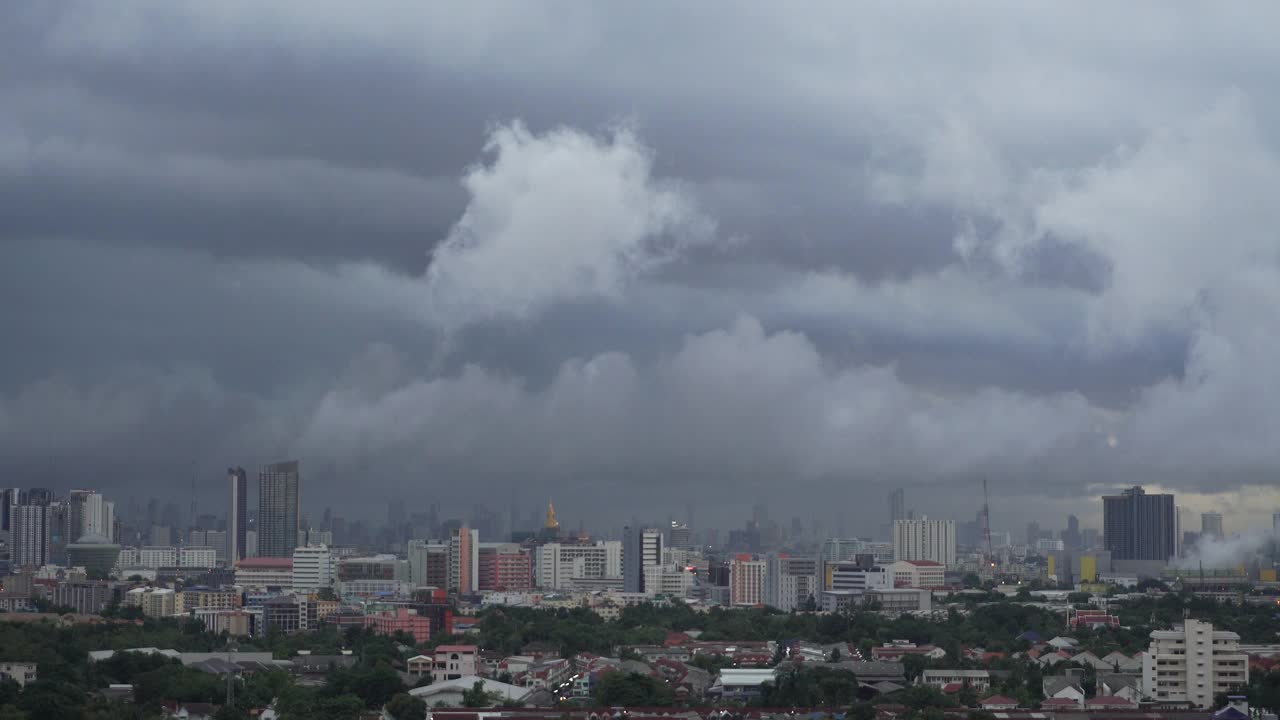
[2,467,1279,720]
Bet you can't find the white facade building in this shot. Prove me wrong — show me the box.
[1142,619,1249,708]
[729,555,766,606]
[180,547,218,568]
[765,554,819,611]
[138,546,179,568]
[893,519,957,567]
[535,541,622,590]
[292,545,335,592]
[825,562,892,592]
[886,560,946,588]
[642,564,696,598]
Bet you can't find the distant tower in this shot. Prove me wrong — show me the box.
[541,500,561,541]
[228,467,247,563]
[258,461,300,558]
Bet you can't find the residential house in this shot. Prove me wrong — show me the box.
[1042,676,1086,707]
[920,669,990,692]
[433,645,480,683]
[0,663,37,688]
[980,695,1020,710]
[1100,673,1143,703]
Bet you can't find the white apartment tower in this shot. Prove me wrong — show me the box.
[292,544,336,593]
[1142,619,1248,708]
[893,518,956,567]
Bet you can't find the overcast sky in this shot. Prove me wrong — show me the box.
[6,2,1280,535]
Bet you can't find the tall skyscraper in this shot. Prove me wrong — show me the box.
[0,488,18,533]
[1201,512,1224,541]
[25,488,53,507]
[258,461,300,558]
[1062,514,1081,550]
[449,526,478,594]
[888,488,906,522]
[228,467,247,563]
[1103,486,1176,561]
[12,504,50,567]
[622,526,664,593]
[893,518,957,567]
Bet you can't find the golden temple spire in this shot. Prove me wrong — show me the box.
[545,500,560,529]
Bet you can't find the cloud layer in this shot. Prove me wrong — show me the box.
[6,2,1280,532]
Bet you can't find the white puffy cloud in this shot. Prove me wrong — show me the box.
[425,122,713,326]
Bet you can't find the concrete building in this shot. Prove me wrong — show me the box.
[865,587,932,613]
[292,545,335,593]
[367,607,432,644]
[48,581,114,614]
[1201,513,1224,541]
[623,526,663,593]
[125,587,177,618]
[1103,486,1176,562]
[258,461,300,558]
[478,544,533,591]
[432,645,479,683]
[729,554,766,606]
[824,562,892,592]
[138,546,179,568]
[448,526,478,594]
[235,557,294,590]
[228,467,247,564]
[180,547,218,568]
[887,559,946,588]
[643,564,696,598]
[1142,619,1249,708]
[765,553,819,611]
[65,533,121,576]
[0,663,37,688]
[535,541,621,590]
[408,540,449,588]
[893,519,956,567]
[11,504,50,568]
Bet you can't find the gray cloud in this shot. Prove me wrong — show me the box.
[6,2,1280,533]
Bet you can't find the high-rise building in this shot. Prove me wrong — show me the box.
[258,461,300,558]
[25,488,53,507]
[535,541,622,589]
[764,553,818,611]
[12,505,50,567]
[893,518,956,567]
[67,489,95,541]
[729,554,766,606]
[47,502,71,565]
[1201,512,1224,541]
[228,467,247,564]
[623,526,664,593]
[1141,619,1248,708]
[0,488,19,533]
[448,526,478,594]
[889,489,906,522]
[1062,514,1081,550]
[1103,486,1176,562]
[408,540,449,588]
[669,522,692,549]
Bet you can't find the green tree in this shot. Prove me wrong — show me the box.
[386,692,428,720]
[595,671,676,707]
[463,680,494,708]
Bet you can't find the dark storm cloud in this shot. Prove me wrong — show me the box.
[6,2,1280,530]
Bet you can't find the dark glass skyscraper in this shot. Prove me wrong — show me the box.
[228,467,248,563]
[1103,485,1176,561]
[258,461,300,558]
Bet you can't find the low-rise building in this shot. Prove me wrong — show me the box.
[235,558,294,590]
[0,662,37,688]
[366,607,432,644]
[433,645,479,683]
[125,587,176,618]
[920,669,990,691]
